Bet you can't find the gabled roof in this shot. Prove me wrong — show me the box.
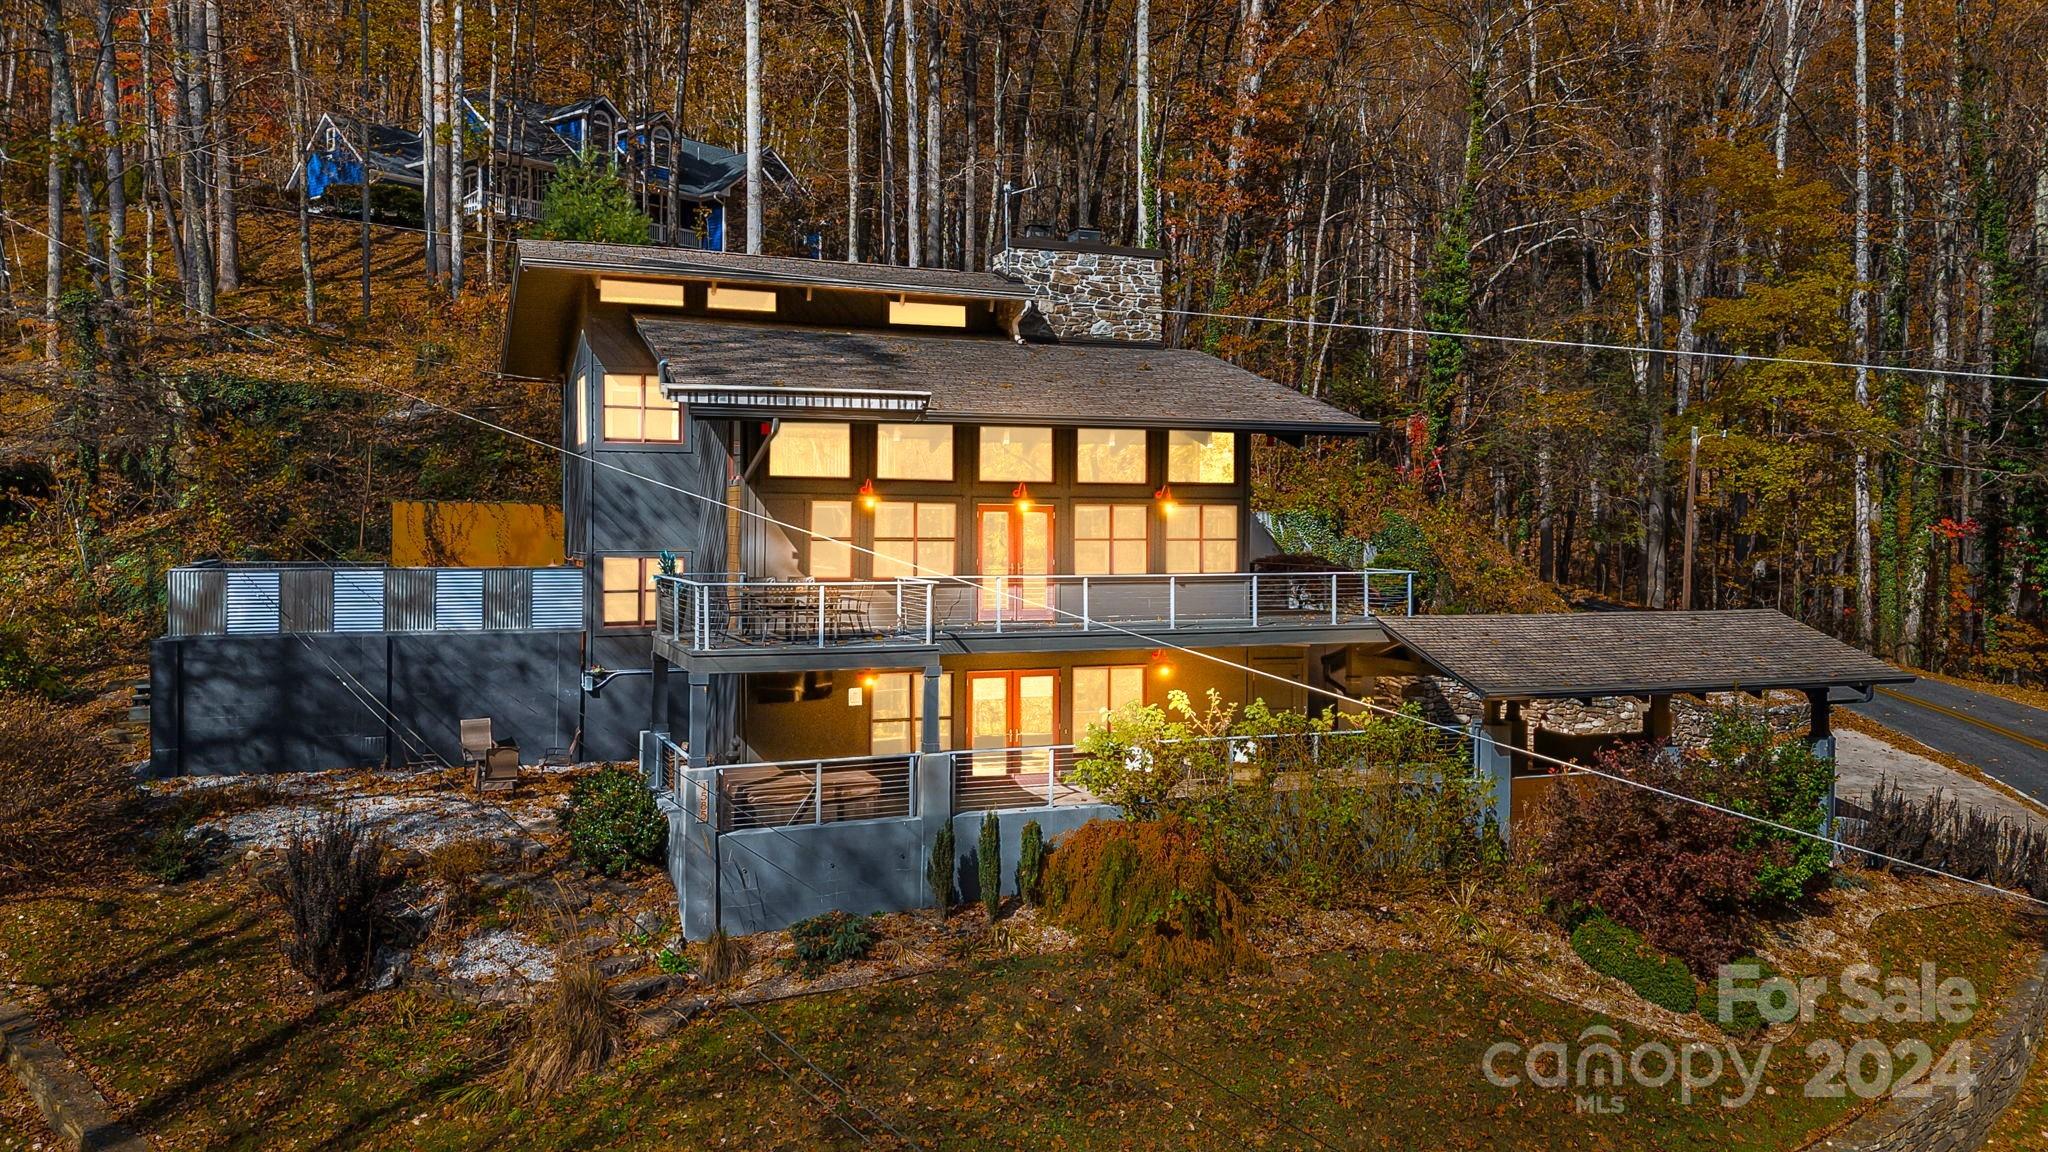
[633,315,1378,434]
[1379,610,1915,700]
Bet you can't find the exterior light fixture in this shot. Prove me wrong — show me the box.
[1154,483,1176,513]
[1012,481,1034,512]
[860,671,880,691]
[858,478,879,511]
[1150,650,1175,680]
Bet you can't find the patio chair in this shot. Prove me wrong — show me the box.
[474,743,522,793]
[459,717,495,765]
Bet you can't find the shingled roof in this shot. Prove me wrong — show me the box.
[633,316,1376,433]
[1379,610,1914,700]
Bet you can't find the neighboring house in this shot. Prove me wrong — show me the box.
[147,232,1419,935]
[293,94,797,250]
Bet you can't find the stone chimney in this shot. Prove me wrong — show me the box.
[992,228,1164,343]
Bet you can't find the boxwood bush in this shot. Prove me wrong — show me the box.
[784,911,878,976]
[562,766,666,876]
[1570,913,1698,1014]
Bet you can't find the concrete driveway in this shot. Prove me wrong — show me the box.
[1846,678,2048,807]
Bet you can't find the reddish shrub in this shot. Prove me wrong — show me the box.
[1531,743,1758,975]
[1042,817,1258,991]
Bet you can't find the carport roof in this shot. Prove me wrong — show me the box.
[1378,609,1916,701]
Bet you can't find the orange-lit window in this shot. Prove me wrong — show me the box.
[1074,665,1146,734]
[601,555,668,626]
[810,501,854,579]
[769,422,852,477]
[978,426,1053,482]
[1166,430,1236,484]
[1076,428,1147,484]
[873,501,956,578]
[1074,504,1148,574]
[870,671,954,753]
[602,374,683,443]
[1163,504,1238,573]
[877,423,955,480]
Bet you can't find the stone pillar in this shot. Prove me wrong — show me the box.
[1647,694,1673,745]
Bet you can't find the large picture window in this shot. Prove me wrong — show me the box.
[602,374,683,443]
[873,501,956,578]
[1164,504,1239,573]
[1074,665,1146,733]
[809,501,854,579]
[977,426,1053,482]
[1076,428,1147,484]
[1073,504,1148,574]
[870,671,954,754]
[600,555,672,626]
[1167,429,1236,484]
[769,423,852,477]
[877,423,954,480]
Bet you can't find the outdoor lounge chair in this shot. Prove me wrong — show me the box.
[475,743,522,793]
[459,717,495,765]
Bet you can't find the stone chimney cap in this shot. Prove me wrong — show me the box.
[1001,235,1165,260]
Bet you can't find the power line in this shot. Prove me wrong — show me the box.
[1171,306,2048,389]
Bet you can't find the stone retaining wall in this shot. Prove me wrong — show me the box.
[1807,948,2048,1151]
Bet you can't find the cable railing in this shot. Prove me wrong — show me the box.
[693,751,919,831]
[654,569,1414,653]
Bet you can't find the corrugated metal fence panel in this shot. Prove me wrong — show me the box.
[386,570,436,632]
[333,570,386,632]
[167,569,225,636]
[434,569,485,631]
[224,571,281,634]
[483,569,531,631]
[530,569,584,630]
[280,570,333,633]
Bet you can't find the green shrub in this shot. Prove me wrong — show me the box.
[927,822,955,910]
[784,911,878,976]
[1043,817,1258,993]
[1569,913,1698,1014]
[1016,820,1047,908]
[137,819,225,883]
[1699,956,1775,1037]
[655,947,694,975]
[978,810,1002,919]
[561,766,666,877]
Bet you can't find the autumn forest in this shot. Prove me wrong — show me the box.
[2,0,2047,698]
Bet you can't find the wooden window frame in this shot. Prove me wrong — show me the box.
[768,422,853,478]
[1073,664,1147,734]
[809,500,855,579]
[873,500,958,579]
[601,373,685,444]
[869,671,954,754]
[1073,503,1150,575]
[1163,503,1240,574]
[600,554,677,629]
[1166,429,1238,485]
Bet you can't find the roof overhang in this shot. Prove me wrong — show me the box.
[664,380,931,417]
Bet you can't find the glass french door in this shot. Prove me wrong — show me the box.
[978,505,1054,622]
[967,670,1058,777]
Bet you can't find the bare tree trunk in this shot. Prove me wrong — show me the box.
[484,0,498,282]
[93,0,126,298]
[1852,0,1875,644]
[923,0,941,264]
[744,0,763,253]
[286,15,316,323]
[881,2,898,262]
[449,0,465,294]
[846,39,862,261]
[44,39,64,363]
[961,3,979,268]
[1773,0,1808,174]
[1134,0,1151,247]
[420,0,441,282]
[205,0,237,291]
[1643,98,1669,608]
[902,0,924,265]
[668,0,694,243]
[141,2,188,320]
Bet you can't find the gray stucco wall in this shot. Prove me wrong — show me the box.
[150,631,687,775]
[951,805,1119,902]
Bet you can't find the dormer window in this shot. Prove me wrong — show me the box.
[651,127,674,170]
[588,112,613,147]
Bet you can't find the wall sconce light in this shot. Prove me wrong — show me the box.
[860,671,880,691]
[1150,650,1175,680]
[1012,481,1034,512]
[1154,483,1176,513]
[858,478,879,511]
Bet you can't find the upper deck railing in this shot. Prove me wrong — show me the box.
[653,569,1414,653]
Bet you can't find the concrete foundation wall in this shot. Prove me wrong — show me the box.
[951,805,1119,902]
[718,817,929,935]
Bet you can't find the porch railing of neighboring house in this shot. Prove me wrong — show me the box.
[653,569,1414,653]
[164,563,585,637]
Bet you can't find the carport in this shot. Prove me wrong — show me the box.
[1373,610,1917,837]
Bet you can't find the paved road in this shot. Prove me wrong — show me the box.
[1846,678,2048,807]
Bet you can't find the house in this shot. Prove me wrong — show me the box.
[147,232,1417,934]
[294,94,797,250]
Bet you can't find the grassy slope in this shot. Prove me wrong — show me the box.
[0,873,2036,1151]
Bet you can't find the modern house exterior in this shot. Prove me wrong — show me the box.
[294,94,797,249]
[149,234,1420,935]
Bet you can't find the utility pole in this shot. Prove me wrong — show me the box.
[1680,425,1700,610]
